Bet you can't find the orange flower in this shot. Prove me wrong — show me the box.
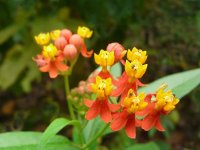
[84,76,120,123]
[110,89,147,138]
[141,84,179,131]
[112,72,145,104]
[84,98,120,123]
[36,44,68,78]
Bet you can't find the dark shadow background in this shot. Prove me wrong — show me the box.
[0,0,200,149]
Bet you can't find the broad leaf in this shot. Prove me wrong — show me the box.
[37,118,80,150]
[139,68,200,98]
[126,142,159,150]
[0,131,78,150]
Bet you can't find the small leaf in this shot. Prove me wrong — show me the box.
[139,68,200,98]
[126,142,159,150]
[37,118,80,150]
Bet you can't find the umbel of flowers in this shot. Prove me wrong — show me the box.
[33,26,93,78]
[84,45,180,139]
[33,26,180,139]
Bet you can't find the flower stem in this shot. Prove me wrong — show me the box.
[64,75,75,120]
[82,123,109,149]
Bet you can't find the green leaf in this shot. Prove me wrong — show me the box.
[83,116,105,142]
[126,142,159,150]
[37,118,80,150]
[155,140,170,150]
[139,68,200,98]
[110,62,122,79]
[0,25,21,44]
[0,131,78,150]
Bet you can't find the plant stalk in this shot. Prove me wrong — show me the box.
[64,75,75,120]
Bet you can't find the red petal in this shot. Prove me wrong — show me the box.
[81,43,93,58]
[141,114,158,131]
[108,103,120,112]
[135,79,147,87]
[100,100,112,123]
[135,119,142,127]
[111,87,124,97]
[39,65,49,72]
[120,59,125,65]
[49,63,58,78]
[125,116,136,139]
[55,61,68,71]
[155,119,165,131]
[110,110,128,131]
[84,99,94,107]
[85,100,100,120]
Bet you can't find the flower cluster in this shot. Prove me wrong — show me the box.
[84,45,180,138]
[33,26,93,78]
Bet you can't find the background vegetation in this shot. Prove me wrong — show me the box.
[0,0,200,149]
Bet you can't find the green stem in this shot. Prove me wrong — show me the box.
[82,124,109,149]
[64,75,75,120]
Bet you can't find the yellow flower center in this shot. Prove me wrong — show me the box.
[127,47,147,64]
[34,32,50,45]
[77,26,93,38]
[91,76,112,99]
[94,50,114,71]
[125,60,147,81]
[42,44,58,59]
[155,83,179,112]
[124,89,147,113]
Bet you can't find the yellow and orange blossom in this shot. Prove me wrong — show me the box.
[42,43,58,60]
[155,83,179,113]
[91,76,112,99]
[94,50,114,71]
[127,47,147,64]
[50,30,61,40]
[125,60,147,79]
[77,26,93,38]
[124,89,147,113]
[34,32,50,45]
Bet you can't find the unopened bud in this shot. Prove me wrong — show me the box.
[63,44,78,61]
[54,37,68,50]
[107,42,126,63]
[69,34,83,50]
[60,29,72,41]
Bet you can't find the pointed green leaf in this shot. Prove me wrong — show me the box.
[37,118,80,150]
[139,68,200,98]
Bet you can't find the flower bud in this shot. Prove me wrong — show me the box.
[60,29,72,41]
[63,44,78,61]
[107,42,126,63]
[69,34,83,50]
[54,37,67,50]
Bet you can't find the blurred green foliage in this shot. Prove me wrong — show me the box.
[0,0,200,149]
